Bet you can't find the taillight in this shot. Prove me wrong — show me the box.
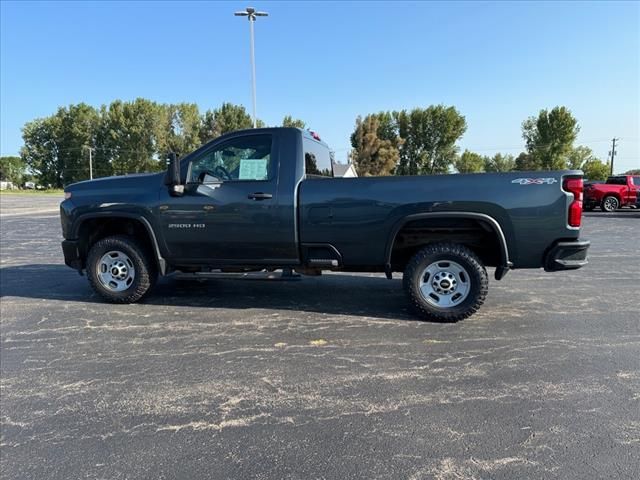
[564,177,583,227]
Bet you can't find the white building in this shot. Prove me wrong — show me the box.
[332,162,358,178]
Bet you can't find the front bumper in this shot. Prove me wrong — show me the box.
[544,239,590,272]
[62,240,82,271]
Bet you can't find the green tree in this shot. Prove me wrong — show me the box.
[56,103,101,185]
[22,98,207,184]
[567,146,598,169]
[395,105,466,175]
[514,152,540,171]
[455,150,484,173]
[158,103,201,159]
[582,159,610,181]
[199,110,216,144]
[100,98,165,175]
[282,115,306,129]
[0,156,25,185]
[350,113,402,176]
[563,146,609,180]
[199,103,257,144]
[484,153,516,172]
[21,115,63,187]
[522,106,579,170]
[93,105,115,178]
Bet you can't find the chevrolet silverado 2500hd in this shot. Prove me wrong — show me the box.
[60,128,590,322]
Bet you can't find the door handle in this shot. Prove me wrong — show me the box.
[248,192,273,200]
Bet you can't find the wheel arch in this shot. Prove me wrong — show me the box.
[384,212,511,279]
[72,213,167,275]
[602,193,622,202]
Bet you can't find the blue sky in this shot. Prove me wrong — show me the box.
[1,0,638,172]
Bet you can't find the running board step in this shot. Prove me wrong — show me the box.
[307,259,339,267]
[173,270,301,281]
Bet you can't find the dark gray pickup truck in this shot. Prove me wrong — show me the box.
[60,127,589,321]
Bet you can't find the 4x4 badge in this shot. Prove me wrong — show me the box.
[511,178,558,185]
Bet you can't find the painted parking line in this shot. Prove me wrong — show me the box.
[0,208,60,217]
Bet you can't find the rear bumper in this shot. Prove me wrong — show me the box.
[544,240,590,272]
[61,240,82,271]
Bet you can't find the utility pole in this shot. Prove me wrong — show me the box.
[234,7,269,128]
[83,146,94,180]
[608,138,618,175]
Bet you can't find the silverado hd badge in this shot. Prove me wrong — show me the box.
[511,178,558,185]
[168,223,205,229]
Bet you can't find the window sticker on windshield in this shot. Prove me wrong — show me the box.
[239,159,268,180]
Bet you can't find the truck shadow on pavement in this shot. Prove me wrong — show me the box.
[0,264,421,321]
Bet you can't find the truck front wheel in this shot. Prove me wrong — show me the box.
[86,235,156,303]
[403,243,488,322]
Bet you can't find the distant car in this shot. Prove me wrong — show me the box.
[23,181,35,189]
[583,175,640,212]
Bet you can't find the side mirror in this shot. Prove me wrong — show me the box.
[165,152,184,196]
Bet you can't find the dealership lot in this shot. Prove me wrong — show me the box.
[1,194,638,479]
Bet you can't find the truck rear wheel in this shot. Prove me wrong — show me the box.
[403,243,488,322]
[601,196,619,212]
[86,235,156,303]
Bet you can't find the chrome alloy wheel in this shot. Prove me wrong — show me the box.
[603,196,618,212]
[418,260,471,308]
[97,250,135,292]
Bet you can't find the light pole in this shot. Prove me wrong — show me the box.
[234,6,268,128]
[83,145,94,180]
[609,137,618,175]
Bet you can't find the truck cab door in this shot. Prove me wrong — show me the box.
[156,133,299,266]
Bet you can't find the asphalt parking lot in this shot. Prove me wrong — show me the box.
[1,194,638,480]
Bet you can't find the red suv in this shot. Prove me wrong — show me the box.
[584,175,640,212]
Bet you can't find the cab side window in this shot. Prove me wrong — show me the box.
[304,139,332,178]
[606,176,627,185]
[188,135,273,183]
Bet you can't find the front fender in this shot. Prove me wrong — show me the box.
[70,212,167,275]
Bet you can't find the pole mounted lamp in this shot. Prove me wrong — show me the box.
[83,145,93,180]
[234,7,269,128]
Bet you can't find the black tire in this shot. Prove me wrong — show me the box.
[86,235,157,303]
[601,195,619,212]
[403,243,488,322]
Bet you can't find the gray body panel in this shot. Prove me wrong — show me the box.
[299,173,577,269]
